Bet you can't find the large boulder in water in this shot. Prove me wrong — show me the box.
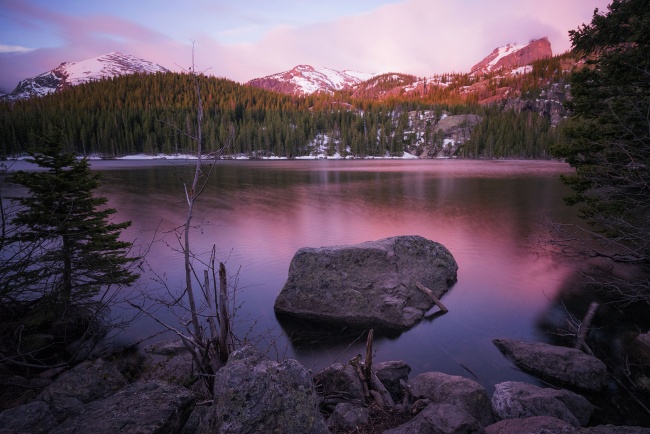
[274,235,458,331]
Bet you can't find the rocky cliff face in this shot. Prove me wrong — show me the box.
[503,82,570,127]
[470,37,552,76]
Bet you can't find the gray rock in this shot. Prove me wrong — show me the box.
[0,401,58,434]
[485,416,576,434]
[49,380,195,434]
[629,331,650,364]
[314,362,367,405]
[408,371,494,427]
[491,381,593,427]
[274,235,458,330]
[375,360,411,403]
[144,339,188,356]
[326,402,370,432]
[493,338,608,391]
[578,425,650,433]
[200,345,328,434]
[383,403,484,434]
[37,358,127,421]
[180,405,209,434]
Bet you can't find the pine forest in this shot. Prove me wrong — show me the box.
[0,53,575,160]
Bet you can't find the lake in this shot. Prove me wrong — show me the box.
[5,158,579,393]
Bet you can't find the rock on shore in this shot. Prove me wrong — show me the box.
[493,338,609,392]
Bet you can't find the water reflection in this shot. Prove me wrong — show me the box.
[4,159,578,391]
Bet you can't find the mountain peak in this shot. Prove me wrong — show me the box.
[2,52,169,101]
[247,65,375,95]
[470,37,552,75]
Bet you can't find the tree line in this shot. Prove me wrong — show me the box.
[0,53,573,159]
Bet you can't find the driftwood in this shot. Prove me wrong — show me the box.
[415,282,449,313]
[575,301,599,355]
[341,330,396,410]
[364,329,374,380]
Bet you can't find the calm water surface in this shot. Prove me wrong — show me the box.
[8,159,580,392]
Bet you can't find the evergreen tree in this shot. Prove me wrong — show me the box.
[550,0,650,309]
[552,0,650,266]
[0,133,139,368]
[3,135,138,307]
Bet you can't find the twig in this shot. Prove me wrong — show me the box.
[415,282,449,313]
[575,301,599,355]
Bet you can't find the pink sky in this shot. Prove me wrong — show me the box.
[0,0,610,93]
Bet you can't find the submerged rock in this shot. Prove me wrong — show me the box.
[274,235,458,330]
[493,338,608,392]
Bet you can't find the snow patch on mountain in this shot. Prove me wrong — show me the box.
[63,52,168,86]
[247,65,375,95]
[470,37,552,76]
[2,52,168,101]
[484,42,528,72]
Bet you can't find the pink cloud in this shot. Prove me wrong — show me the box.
[0,0,610,92]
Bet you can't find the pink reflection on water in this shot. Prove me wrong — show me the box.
[20,158,578,384]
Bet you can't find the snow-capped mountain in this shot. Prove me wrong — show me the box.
[470,37,552,76]
[247,65,375,95]
[247,38,552,97]
[2,52,168,101]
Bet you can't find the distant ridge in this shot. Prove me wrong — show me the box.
[2,38,554,101]
[1,52,168,101]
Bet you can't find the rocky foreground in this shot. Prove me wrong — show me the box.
[2,236,648,432]
[1,338,649,433]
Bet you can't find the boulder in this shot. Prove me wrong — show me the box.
[274,235,458,330]
[0,400,58,434]
[375,360,411,403]
[491,381,593,427]
[199,345,328,434]
[629,331,650,364]
[485,416,575,434]
[326,402,370,432]
[37,358,127,422]
[49,380,195,434]
[383,403,484,434]
[493,338,608,391]
[144,339,188,356]
[408,371,494,427]
[314,362,367,406]
[579,425,650,433]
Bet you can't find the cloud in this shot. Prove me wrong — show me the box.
[213,0,609,81]
[0,0,609,92]
[0,45,33,53]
